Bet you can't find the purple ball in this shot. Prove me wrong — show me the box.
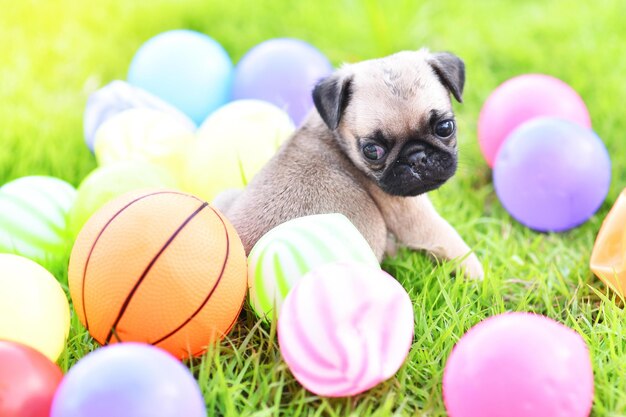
[50,344,206,417]
[494,117,611,232]
[232,38,333,126]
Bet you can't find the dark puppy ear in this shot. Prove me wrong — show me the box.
[312,72,353,130]
[428,52,465,103]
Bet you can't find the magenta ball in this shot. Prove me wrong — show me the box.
[443,313,594,417]
[232,38,333,126]
[50,343,206,417]
[478,74,591,167]
[493,118,610,232]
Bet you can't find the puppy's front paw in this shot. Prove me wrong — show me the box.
[459,253,484,280]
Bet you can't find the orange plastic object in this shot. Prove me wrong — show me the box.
[590,189,626,296]
[68,189,247,359]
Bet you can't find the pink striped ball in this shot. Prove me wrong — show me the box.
[278,261,414,397]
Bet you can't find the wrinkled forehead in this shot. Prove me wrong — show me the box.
[341,55,453,138]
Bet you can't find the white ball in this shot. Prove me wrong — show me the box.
[84,80,195,151]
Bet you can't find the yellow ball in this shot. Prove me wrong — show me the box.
[94,108,195,181]
[0,254,70,361]
[182,99,295,201]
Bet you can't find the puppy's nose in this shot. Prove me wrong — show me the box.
[407,150,428,167]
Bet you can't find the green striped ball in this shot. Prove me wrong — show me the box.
[248,213,380,321]
[0,176,77,264]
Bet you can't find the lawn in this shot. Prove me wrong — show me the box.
[2,0,626,415]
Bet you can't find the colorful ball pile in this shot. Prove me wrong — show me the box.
[478,74,611,232]
[242,213,416,397]
[85,31,333,201]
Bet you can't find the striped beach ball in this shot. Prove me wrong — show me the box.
[248,213,379,321]
[0,176,76,264]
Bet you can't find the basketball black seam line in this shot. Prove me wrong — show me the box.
[150,205,231,346]
[80,190,187,333]
[104,201,209,344]
[189,296,243,358]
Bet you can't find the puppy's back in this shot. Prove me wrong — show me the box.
[224,119,387,258]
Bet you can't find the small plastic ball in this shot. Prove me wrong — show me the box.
[128,30,233,125]
[68,190,247,359]
[278,261,414,397]
[248,213,380,321]
[443,313,594,417]
[232,38,333,125]
[93,107,195,181]
[50,343,206,417]
[0,176,76,263]
[478,74,591,167]
[0,254,70,361]
[0,340,63,417]
[493,117,610,232]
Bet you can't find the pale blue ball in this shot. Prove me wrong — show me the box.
[128,30,233,125]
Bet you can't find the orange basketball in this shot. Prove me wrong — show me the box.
[68,190,247,359]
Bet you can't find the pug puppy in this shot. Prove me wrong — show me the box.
[216,48,484,279]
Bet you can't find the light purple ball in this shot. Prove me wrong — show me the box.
[50,343,206,417]
[493,117,611,232]
[232,38,333,126]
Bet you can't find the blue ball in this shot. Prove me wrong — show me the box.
[128,30,233,125]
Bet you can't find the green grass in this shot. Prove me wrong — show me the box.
[3,0,626,415]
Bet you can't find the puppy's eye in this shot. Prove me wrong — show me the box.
[435,120,455,138]
[362,143,386,161]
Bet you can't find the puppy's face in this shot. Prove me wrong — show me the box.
[313,49,465,196]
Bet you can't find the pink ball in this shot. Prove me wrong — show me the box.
[443,313,594,417]
[478,74,591,167]
[278,261,414,397]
